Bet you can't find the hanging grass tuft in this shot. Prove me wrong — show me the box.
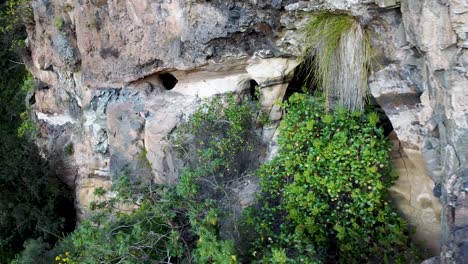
[299,13,373,111]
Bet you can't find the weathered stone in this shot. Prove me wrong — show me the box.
[389,143,442,254]
[401,0,457,51]
[107,101,149,181]
[375,0,399,8]
[369,64,425,149]
[25,0,468,260]
[421,256,440,264]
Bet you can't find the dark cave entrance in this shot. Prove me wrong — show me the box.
[159,72,178,90]
[283,60,313,102]
[380,110,394,138]
[249,79,260,101]
[368,97,394,137]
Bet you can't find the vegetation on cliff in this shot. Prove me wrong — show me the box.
[11,93,424,263]
[300,13,373,111]
[248,94,422,263]
[0,0,75,262]
[17,95,258,263]
[2,3,425,262]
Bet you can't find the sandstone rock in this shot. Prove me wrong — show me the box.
[401,0,457,52]
[25,0,468,261]
[370,64,425,149]
[389,135,442,254]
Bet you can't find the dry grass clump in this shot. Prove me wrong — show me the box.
[300,13,373,111]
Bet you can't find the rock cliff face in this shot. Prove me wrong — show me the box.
[24,0,467,262]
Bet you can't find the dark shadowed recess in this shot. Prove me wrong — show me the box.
[368,96,394,137]
[283,60,312,102]
[249,79,259,101]
[159,72,178,90]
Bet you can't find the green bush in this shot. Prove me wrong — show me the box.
[64,143,74,155]
[173,94,258,199]
[1,7,75,261]
[54,17,63,30]
[55,189,184,263]
[23,94,258,263]
[0,132,75,263]
[250,94,420,263]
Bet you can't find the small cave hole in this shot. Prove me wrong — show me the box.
[159,72,178,90]
[249,79,259,101]
[284,61,314,102]
[369,97,394,137]
[28,92,36,105]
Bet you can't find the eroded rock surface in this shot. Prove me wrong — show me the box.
[24,0,467,262]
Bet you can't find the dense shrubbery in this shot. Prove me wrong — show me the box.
[173,95,258,201]
[16,95,258,263]
[249,93,421,263]
[10,93,423,263]
[0,131,75,262]
[1,1,75,261]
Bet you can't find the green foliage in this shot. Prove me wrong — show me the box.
[56,193,184,263]
[192,208,237,264]
[64,143,74,155]
[20,95,258,263]
[300,13,373,111]
[0,132,75,262]
[21,72,34,92]
[10,238,54,264]
[1,4,75,262]
[0,46,27,134]
[17,107,37,138]
[270,248,288,264]
[250,93,421,263]
[0,0,32,52]
[0,0,32,34]
[173,94,259,261]
[54,17,63,30]
[173,94,258,199]
[137,148,152,169]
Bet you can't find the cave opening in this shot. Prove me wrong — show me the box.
[368,97,394,138]
[249,79,259,101]
[283,60,313,102]
[159,72,178,90]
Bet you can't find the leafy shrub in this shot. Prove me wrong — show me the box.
[250,93,420,263]
[54,17,63,30]
[0,133,75,263]
[55,189,184,263]
[10,239,54,264]
[173,94,259,200]
[26,94,258,263]
[173,94,259,262]
[64,143,74,155]
[1,29,75,262]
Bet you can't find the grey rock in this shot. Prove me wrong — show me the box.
[421,256,440,264]
[25,0,468,260]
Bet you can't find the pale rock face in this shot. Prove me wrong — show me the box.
[389,134,442,253]
[24,0,468,262]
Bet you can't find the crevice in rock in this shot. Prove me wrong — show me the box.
[370,96,394,137]
[283,61,311,101]
[249,79,259,101]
